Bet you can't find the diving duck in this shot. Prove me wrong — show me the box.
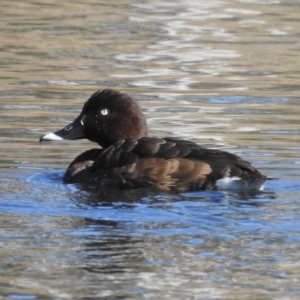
[40,89,267,192]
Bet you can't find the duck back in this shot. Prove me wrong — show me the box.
[64,137,267,192]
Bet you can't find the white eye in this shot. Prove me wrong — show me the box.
[100,109,109,116]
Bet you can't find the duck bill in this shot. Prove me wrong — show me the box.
[40,116,85,142]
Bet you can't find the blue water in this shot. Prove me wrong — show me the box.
[0,167,299,299]
[1,168,300,299]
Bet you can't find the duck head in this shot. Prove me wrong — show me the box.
[40,89,147,148]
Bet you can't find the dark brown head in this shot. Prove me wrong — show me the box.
[40,89,147,148]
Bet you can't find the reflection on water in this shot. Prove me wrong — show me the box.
[1,0,300,299]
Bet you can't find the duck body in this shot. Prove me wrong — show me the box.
[40,89,267,192]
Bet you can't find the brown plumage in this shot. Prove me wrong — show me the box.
[40,89,267,192]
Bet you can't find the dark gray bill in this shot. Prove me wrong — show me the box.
[40,116,85,142]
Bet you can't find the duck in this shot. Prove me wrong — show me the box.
[40,89,267,192]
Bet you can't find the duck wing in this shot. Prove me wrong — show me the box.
[132,137,266,191]
[65,137,266,191]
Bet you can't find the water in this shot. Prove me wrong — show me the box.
[1,0,300,299]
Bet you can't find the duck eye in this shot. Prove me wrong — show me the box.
[100,108,109,116]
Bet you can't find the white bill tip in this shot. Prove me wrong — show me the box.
[41,132,63,141]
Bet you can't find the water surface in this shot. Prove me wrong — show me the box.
[1,0,300,299]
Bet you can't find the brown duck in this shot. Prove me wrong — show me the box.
[40,89,267,192]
